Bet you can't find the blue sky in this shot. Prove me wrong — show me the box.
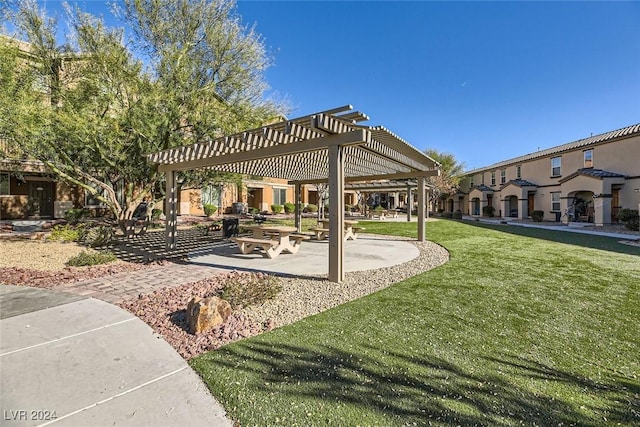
[11,1,640,171]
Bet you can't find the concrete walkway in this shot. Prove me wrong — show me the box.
[0,285,232,427]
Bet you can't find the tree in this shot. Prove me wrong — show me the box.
[1,0,286,228]
[424,149,466,210]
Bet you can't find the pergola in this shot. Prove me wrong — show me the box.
[147,105,440,282]
[344,179,434,220]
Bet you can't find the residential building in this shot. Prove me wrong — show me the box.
[445,123,640,225]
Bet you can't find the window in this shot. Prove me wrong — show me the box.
[469,176,474,188]
[85,182,107,207]
[516,165,522,179]
[500,169,506,184]
[272,188,287,205]
[551,156,561,176]
[584,149,593,168]
[202,185,221,207]
[481,174,485,185]
[491,172,496,186]
[0,173,9,195]
[551,192,561,211]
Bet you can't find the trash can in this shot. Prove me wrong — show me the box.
[223,218,239,238]
[232,202,246,215]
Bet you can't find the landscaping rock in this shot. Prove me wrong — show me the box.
[186,295,232,334]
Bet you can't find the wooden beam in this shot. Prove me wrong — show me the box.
[289,169,440,185]
[165,170,177,250]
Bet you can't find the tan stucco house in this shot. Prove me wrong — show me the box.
[446,123,640,226]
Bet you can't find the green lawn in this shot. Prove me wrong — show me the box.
[190,219,640,426]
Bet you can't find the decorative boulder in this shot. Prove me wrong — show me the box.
[186,296,232,334]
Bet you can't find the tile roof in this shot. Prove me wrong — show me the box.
[464,123,640,175]
[470,185,494,192]
[501,179,537,189]
[559,168,626,183]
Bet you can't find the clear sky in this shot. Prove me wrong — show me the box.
[11,1,640,171]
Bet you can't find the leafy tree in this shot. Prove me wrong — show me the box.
[1,0,285,229]
[424,149,466,209]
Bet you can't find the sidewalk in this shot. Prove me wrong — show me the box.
[0,285,233,427]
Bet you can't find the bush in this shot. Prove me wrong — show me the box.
[203,204,217,216]
[344,204,352,213]
[531,210,545,222]
[283,202,295,214]
[49,224,84,242]
[305,203,318,213]
[452,210,463,219]
[221,272,281,309]
[82,225,114,247]
[482,206,495,217]
[66,250,117,267]
[271,204,283,214]
[443,212,453,218]
[64,208,89,224]
[249,207,260,215]
[151,208,163,221]
[619,209,639,231]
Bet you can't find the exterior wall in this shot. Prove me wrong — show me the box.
[457,132,640,224]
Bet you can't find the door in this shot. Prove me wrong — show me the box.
[29,181,54,217]
[527,193,535,217]
[611,189,620,223]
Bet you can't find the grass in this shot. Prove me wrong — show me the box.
[190,219,640,426]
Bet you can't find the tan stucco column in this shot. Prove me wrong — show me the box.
[406,185,412,222]
[594,194,613,225]
[518,198,528,220]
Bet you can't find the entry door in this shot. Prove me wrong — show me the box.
[29,181,54,217]
[527,193,535,217]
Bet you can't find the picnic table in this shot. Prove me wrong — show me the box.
[231,224,309,258]
[314,219,364,241]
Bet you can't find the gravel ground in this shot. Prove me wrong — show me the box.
[0,240,93,270]
[243,236,450,329]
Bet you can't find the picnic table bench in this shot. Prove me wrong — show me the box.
[231,225,308,258]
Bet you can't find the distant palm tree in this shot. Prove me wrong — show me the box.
[424,149,466,211]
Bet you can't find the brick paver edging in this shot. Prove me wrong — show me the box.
[56,263,227,304]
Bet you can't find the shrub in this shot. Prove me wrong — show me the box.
[66,250,117,267]
[619,209,639,231]
[443,212,453,218]
[221,272,281,309]
[203,204,217,216]
[482,206,495,217]
[49,224,84,242]
[64,208,89,224]
[373,205,384,213]
[344,204,352,213]
[271,204,283,214]
[283,202,296,214]
[305,203,318,213]
[151,208,163,221]
[532,210,545,222]
[452,210,463,219]
[249,207,260,215]
[82,225,114,247]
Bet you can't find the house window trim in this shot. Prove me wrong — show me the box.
[272,188,287,206]
[551,192,561,212]
[500,169,506,184]
[584,149,593,168]
[551,156,562,177]
[490,171,496,186]
[516,165,522,180]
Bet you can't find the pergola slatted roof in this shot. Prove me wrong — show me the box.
[148,105,440,181]
[148,105,440,283]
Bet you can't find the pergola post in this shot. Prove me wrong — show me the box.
[417,177,426,242]
[328,145,345,283]
[165,169,178,250]
[295,183,302,232]
[406,185,412,222]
